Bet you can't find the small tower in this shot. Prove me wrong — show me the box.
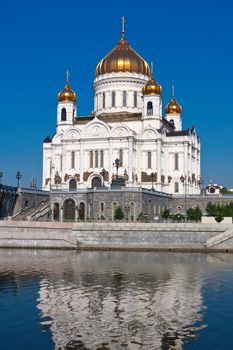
[57,70,77,130]
[142,63,162,129]
[165,85,182,130]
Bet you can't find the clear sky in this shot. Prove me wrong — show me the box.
[0,0,232,189]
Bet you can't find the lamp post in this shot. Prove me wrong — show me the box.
[49,161,55,221]
[0,172,3,185]
[30,176,36,221]
[151,172,155,191]
[113,158,121,179]
[16,171,22,188]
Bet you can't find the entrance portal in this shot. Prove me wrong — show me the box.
[64,199,75,221]
[79,202,85,221]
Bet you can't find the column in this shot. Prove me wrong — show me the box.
[157,139,161,191]
[128,137,133,185]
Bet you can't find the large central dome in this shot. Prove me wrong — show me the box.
[96,36,151,77]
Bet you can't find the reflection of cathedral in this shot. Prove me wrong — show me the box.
[37,251,205,350]
[43,18,201,200]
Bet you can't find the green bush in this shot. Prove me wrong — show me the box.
[161,208,171,220]
[206,201,233,219]
[114,206,124,220]
[171,213,185,222]
[187,206,202,222]
[215,214,224,223]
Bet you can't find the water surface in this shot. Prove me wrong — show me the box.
[0,250,233,349]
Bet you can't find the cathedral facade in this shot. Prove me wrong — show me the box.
[43,22,201,198]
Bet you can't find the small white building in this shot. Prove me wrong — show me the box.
[43,22,201,195]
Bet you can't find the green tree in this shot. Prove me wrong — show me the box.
[114,206,124,220]
[161,208,171,220]
[171,213,185,222]
[187,206,202,222]
[206,202,217,216]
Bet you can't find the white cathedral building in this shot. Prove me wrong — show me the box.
[43,21,201,195]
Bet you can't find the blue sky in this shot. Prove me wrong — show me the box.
[0,0,232,188]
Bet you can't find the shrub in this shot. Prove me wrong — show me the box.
[187,206,202,222]
[114,206,124,220]
[215,214,224,223]
[171,213,185,222]
[161,208,171,220]
[137,212,144,222]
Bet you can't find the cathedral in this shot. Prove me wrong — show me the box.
[42,19,201,221]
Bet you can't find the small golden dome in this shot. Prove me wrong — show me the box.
[165,85,182,114]
[142,77,162,96]
[58,70,77,103]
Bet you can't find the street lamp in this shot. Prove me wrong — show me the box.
[16,171,22,188]
[30,176,37,220]
[113,158,121,179]
[49,161,55,221]
[0,172,3,185]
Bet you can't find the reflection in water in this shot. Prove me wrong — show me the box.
[35,251,206,350]
[2,250,233,349]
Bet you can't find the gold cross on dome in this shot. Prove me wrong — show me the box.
[172,84,175,98]
[122,16,125,39]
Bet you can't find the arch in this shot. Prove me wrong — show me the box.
[112,201,118,220]
[79,202,85,221]
[170,119,175,127]
[61,108,67,121]
[69,178,77,191]
[64,199,75,222]
[53,203,60,221]
[99,202,105,220]
[147,101,153,116]
[174,182,179,193]
[209,186,215,194]
[91,176,102,188]
[130,202,135,221]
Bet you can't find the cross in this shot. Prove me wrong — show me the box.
[151,61,154,75]
[122,16,125,39]
[172,84,175,98]
[66,69,70,84]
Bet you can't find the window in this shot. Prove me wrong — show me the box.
[100,150,104,167]
[119,149,123,165]
[147,101,153,116]
[102,92,105,109]
[170,119,174,127]
[174,182,179,193]
[123,91,127,107]
[174,153,179,170]
[61,108,67,121]
[112,91,115,107]
[71,151,75,169]
[134,91,137,107]
[69,179,77,191]
[95,150,99,168]
[90,151,93,168]
[147,151,152,169]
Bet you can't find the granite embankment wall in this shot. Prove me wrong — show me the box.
[1,221,233,251]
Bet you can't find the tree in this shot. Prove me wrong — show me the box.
[206,202,217,216]
[187,206,202,222]
[114,206,124,220]
[161,208,171,220]
[171,213,185,222]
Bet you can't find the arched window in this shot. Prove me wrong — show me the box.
[79,202,85,221]
[90,151,93,168]
[99,202,105,220]
[134,91,137,107]
[71,151,75,169]
[100,150,104,167]
[112,202,118,220]
[210,187,215,193]
[112,91,115,107]
[102,92,105,109]
[95,150,99,168]
[130,202,135,221]
[170,119,175,127]
[174,153,179,170]
[123,91,127,107]
[53,203,60,221]
[174,182,179,193]
[119,149,123,165]
[69,178,77,191]
[61,108,67,121]
[147,101,153,116]
[91,176,102,188]
[64,199,75,222]
[147,151,152,169]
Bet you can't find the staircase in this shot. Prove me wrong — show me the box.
[12,200,49,221]
[205,227,233,248]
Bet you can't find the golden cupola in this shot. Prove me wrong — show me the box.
[96,17,151,77]
[58,70,77,103]
[142,76,162,96]
[165,86,182,114]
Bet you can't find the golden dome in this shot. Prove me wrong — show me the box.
[58,70,77,103]
[165,97,182,114]
[96,18,150,77]
[142,77,162,96]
